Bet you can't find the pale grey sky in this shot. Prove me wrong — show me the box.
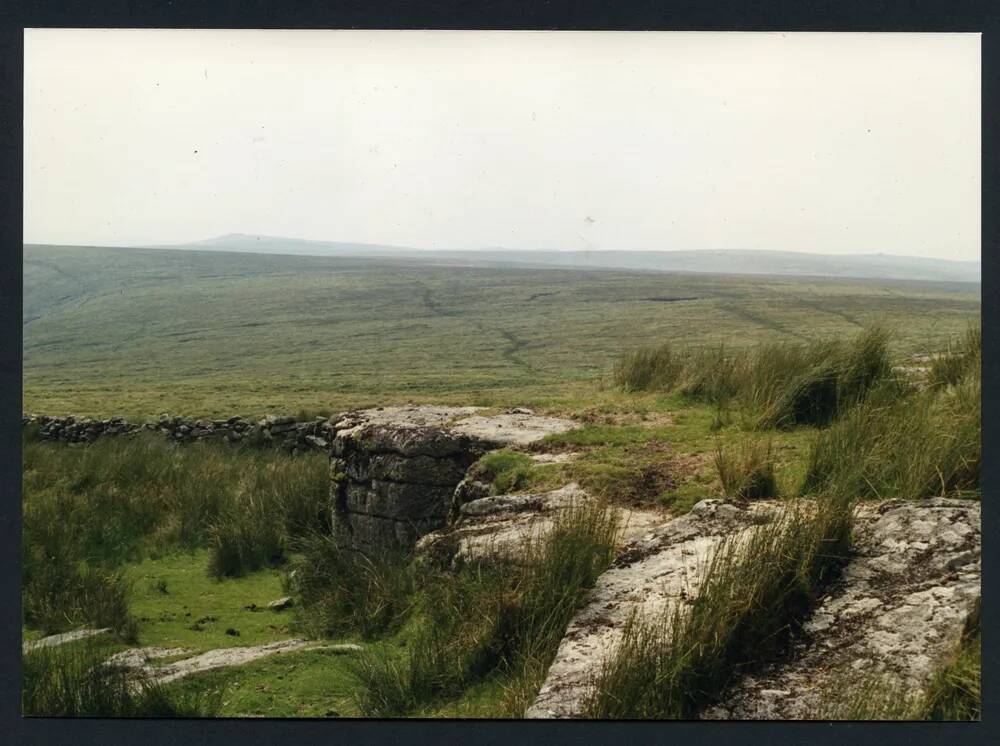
[24,30,980,260]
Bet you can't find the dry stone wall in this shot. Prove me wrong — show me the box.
[23,413,335,453]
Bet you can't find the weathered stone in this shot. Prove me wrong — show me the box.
[23,627,112,653]
[267,596,294,611]
[526,499,783,718]
[345,481,452,520]
[701,498,981,720]
[335,424,485,459]
[344,452,468,486]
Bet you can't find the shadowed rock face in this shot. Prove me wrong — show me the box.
[328,406,580,554]
[701,498,980,720]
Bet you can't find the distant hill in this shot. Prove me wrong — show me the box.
[154,234,981,284]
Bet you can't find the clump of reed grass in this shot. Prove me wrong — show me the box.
[614,344,686,393]
[713,438,777,500]
[286,532,417,640]
[802,370,980,501]
[22,561,138,642]
[22,640,222,717]
[22,434,329,631]
[584,496,853,719]
[206,493,284,578]
[614,325,893,430]
[354,500,621,716]
[927,324,981,390]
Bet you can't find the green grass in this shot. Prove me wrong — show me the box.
[22,435,327,636]
[159,646,362,718]
[473,450,536,494]
[24,244,978,418]
[126,550,295,651]
[584,495,853,719]
[354,500,621,717]
[23,638,222,717]
[614,325,895,430]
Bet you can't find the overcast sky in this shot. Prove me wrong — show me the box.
[24,30,980,260]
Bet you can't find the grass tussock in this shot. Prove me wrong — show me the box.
[473,450,535,494]
[615,325,893,429]
[22,434,329,635]
[802,368,980,501]
[354,500,621,716]
[927,325,981,390]
[22,640,222,717]
[714,438,777,500]
[286,533,416,640]
[584,496,852,719]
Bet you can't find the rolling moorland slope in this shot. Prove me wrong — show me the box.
[158,234,982,284]
[23,243,979,418]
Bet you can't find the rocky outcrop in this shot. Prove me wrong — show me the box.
[701,498,981,720]
[526,499,781,718]
[330,424,490,554]
[524,497,980,719]
[418,483,593,564]
[328,406,580,554]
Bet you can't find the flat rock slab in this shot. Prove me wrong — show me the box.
[448,413,580,447]
[526,499,782,719]
[417,483,662,564]
[701,497,981,720]
[23,627,111,652]
[105,646,190,670]
[136,639,319,685]
[336,405,578,448]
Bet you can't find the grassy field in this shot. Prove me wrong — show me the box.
[23,244,979,417]
[20,245,980,719]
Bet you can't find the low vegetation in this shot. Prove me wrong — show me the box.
[22,640,221,717]
[615,325,893,429]
[286,534,416,640]
[928,325,981,389]
[22,433,328,636]
[803,331,980,501]
[584,496,853,719]
[355,501,621,716]
[21,318,980,719]
[23,244,978,418]
[471,450,536,494]
[713,438,778,500]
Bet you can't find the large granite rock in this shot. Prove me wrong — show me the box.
[329,406,580,554]
[524,497,980,719]
[700,497,981,719]
[526,499,780,718]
